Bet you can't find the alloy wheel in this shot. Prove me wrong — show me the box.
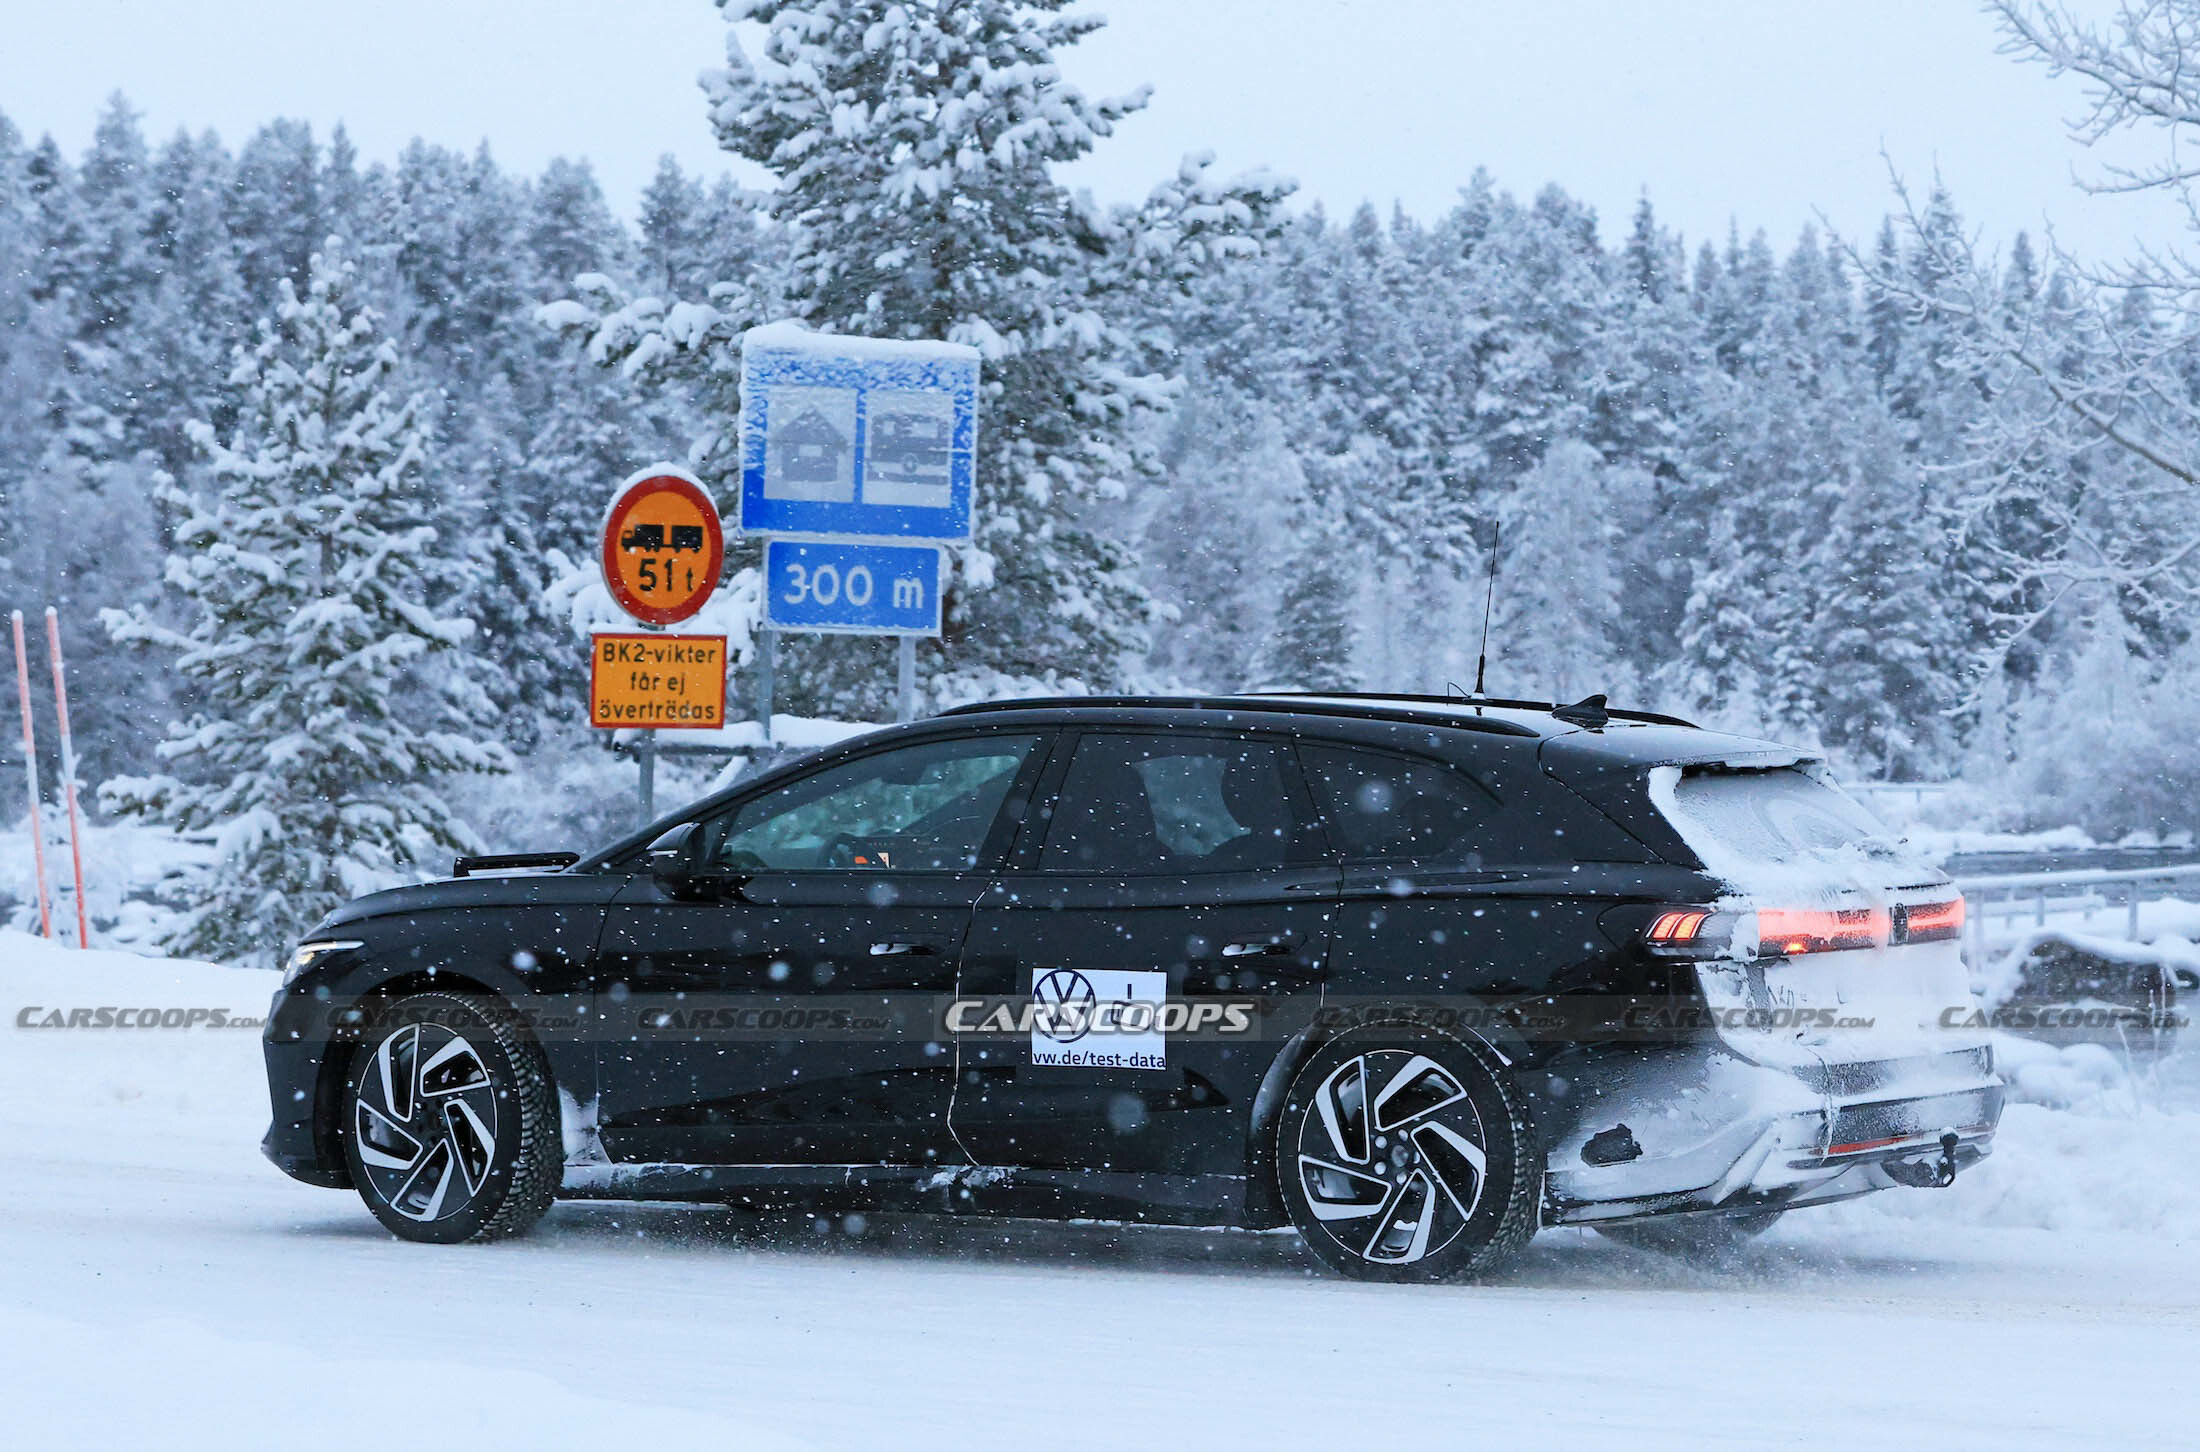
[352,1023,502,1224]
[1294,1050,1490,1267]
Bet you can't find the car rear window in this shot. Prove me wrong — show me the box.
[1660,767,1897,866]
[1299,745,1497,864]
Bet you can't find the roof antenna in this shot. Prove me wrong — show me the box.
[1471,517,1500,699]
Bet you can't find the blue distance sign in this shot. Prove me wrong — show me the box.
[762,538,943,636]
[738,323,981,543]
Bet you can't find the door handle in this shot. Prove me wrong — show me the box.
[869,941,943,957]
[1221,935,1302,958]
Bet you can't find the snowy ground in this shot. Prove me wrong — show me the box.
[5,932,2198,1449]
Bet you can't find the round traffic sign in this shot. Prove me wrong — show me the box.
[600,469,724,625]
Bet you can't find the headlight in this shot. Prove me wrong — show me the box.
[284,939,363,986]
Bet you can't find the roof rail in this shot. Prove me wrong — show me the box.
[935,693,1545,737]
[1249,691,1698,729]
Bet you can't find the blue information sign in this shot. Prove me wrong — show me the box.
[762,538,943,636]
[739,323,980,543]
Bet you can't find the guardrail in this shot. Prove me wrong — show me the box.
[1950,862,2200,964]
[1847,781,1958,813]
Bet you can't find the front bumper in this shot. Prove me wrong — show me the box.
[1539,1041,2004,1225]
[260,987,352,1189]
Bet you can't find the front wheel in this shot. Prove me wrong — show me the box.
[1277,1029,1540,1282]
[340,992,560,1244]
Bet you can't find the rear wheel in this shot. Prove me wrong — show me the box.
[1595,1208,1781,1259]
[340,992,559,1244]
[1277,1029,1539,1282]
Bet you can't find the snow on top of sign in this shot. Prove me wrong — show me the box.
[742,319,980,364]
[611,714,883,754]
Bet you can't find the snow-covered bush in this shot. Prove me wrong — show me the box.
[1996,619,2200,841]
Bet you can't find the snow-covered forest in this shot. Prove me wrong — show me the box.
[6,0,2200,955]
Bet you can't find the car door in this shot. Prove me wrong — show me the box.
[953,729,1337,1180]
[594,728,1050,1167]
[1301,737,1604,1001]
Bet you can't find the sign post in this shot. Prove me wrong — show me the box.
[44,609,88,948]
[738,323,977,722]
[594,466,727,824]
[10,611,52,940]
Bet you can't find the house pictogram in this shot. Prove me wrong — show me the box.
[774,405,850,484]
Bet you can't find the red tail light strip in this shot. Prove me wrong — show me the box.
[1642,897,1968,955]
[1646,909,1710,943]
[1900,898,1966,943]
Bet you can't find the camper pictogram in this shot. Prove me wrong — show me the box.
[868,410,952,486]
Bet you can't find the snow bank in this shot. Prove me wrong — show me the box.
[1993,1034,2144,1113]
[1972,926,2200,1009]
[0,817,213,944]
[1902,823,2098,861]
[0,931,271,1144]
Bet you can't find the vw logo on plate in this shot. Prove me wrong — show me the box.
[1031,968,1098,1044]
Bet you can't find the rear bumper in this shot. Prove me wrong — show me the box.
[1539,1041,2004,1225]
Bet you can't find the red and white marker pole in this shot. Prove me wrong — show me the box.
[11,610,53,940]
[44,609,89,949]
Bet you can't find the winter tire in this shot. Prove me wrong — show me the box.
[1277,1028,1539,1283]
[340,992,559,1244]
[1594,1208,1781,1259]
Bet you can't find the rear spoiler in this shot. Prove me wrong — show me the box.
[452,851,580,878]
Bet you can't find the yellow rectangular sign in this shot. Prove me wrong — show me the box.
[589,634,727,729]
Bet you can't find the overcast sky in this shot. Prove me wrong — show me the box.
[2,0,2181,265]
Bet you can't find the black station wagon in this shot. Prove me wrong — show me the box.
[263,694,2001,1281]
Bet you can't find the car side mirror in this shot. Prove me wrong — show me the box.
[645,822,705,883]
[645,821,751,902]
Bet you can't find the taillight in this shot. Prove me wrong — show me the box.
[1899,897,1965,943]
[1646,909,1710,943]
[1645,897,1965,958]
[1755,906,1889,955]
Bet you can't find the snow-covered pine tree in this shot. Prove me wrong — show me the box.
[100,240,508,966]
[709,0,1194,688]
[552,0,1285,712]
[638,153,708,297]
[229,119,324,306]
[1488,438,1631,704]
[1256,456,1362,692]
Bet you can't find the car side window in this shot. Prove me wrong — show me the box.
[1298,744,1497,864]
[704,734,1042,872]
[1038,734,1311,874]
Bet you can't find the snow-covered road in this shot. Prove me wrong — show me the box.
[5,933,2197,1449]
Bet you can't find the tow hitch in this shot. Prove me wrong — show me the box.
[1882,1132,1962,1189]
